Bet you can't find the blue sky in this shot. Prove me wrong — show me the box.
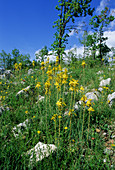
[0,0,115,61]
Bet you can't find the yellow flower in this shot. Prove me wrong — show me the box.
[72,139,75,142]
[25,111,28,114]
[88,107,95,112]
[81,95,87,102]
[33,116,35,118]
[56,98,66,110]
[37,131,41,134]
[58,115,62,119]
[68,109,74,116]
[81,60,86,68]
[0,82,2,84]
[108,100,110,104]
[86,99,92,107]
[31,76,33,78]
[102,58,104,61]
[56,101,62,107]
[80,86,84,91]
[41,62,45,66]
[3,96,5,100]
[64,127,68,130]
[35,82,41,89]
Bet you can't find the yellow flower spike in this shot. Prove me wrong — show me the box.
[81,60,86,68]
[88,107,95,112]
[64,127,68,130]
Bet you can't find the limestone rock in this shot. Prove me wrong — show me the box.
[107,92,115,107]
[28,69,34,75]
[4,70,14,79]
[12,119,30,137]
[99,78,111,87]
[97,70,103,75]
[0,74,5,79]
[16,86,30,96]
[85,92,98,102]
[26,142,57,162]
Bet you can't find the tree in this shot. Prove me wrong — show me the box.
[0,50,12,69]
[51,0,94,63]
[89,7,114,64]
[35,46,48,62]
[11,49,20,65]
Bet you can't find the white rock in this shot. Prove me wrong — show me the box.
[16,86,30,96]
[97,70,103,75]
[26,142,57,162]
[99,76,103,81]
[99,78,111,87]
[28,69,34,75]
[0,74,5,79]
[107,92,115,107]
[39,95,45,101]
[12,119,29,137]
[98,87,103,92]
[85,92,98,102]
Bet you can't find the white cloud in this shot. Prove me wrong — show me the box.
[96,0,109,14]
[68,29,75,36]
[104,30,115,47]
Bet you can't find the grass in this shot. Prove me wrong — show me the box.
[0,59,115,169]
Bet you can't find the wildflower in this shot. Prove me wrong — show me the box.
[3,96,5,100]
[58,65,62,71]
[56,98,66,111]
[0,82,2,84]
[86,99,92,107]
[35,82,41,89]
[37,131,41,134]
[102,58,104,61]
[45,80,51,95]
[64,127,68,130]
[68,109,74,116]
[91,137,95,140]
[81,95,87,102]
[80,86,84,91]
[33,116,35,118]
[62,73,68,84]
[25,111,28,114]
[54,81,61,91]
[72,139,75,142]
[19,63,22,69]
[32,61,35,67]
[88,107,95,112]
[108,100,110,104]
[58,115,62,119]
[81,60,86,68]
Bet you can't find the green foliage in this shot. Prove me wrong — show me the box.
[0,49,32,70]
[51,0,94,62]
[89,7,115,63]
[35,46,48,62]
